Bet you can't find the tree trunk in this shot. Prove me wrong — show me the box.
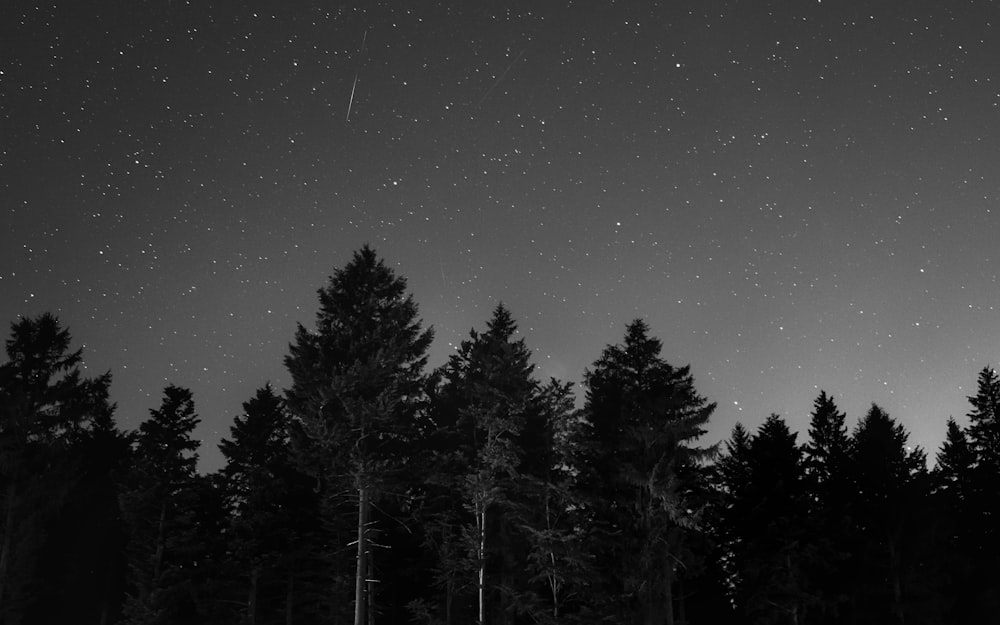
[248,566,259,625]
[0,479,18,610]
[367,548,375,625]
[153,501,168,584]
[478,504,486,625]
[664,555,675,625]
[355,486,369,625]
[285,572,294,625]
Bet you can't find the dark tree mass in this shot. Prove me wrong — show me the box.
[2,247,999,624]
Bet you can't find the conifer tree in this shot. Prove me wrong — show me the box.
[959,367,1000,620]
[284,245,432,625]
[220,384,318,625]
[516,378,590,623]
[933,417,977,624]
[848,404,929,625]
[120,384,201,624]
[432,303,539,625]
[0,313,118,620]
[737,415,810,624]
[577,319,715,625]
[715,422,752,606]
[802,391,853,623]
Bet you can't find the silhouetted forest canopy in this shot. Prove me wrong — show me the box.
[2,246,998,625]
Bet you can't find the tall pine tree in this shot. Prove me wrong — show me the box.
[430,303,540,625]
[219,384,320,625]
[802,391,853,624]
[120,384,202,625]
[285,245,432,625]
[0,313,121,622]
[577,319,716,625]
[848,404,930,625]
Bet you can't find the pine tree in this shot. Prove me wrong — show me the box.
[514,378,591,624]
[714,422,752,608]
[933,417,976,624]
[802,391,853,624]
[433,303,539,625]
[960,367,1000,621]
[220,384,319,625]
[577,319,716,625]
[120,384,201,624]
[0,313,118,621]
[848,404,929,625]
[284,245,432,625]
[736,415,810,624]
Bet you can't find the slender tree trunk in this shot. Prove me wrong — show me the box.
[664,555,675,625]
[355,486,369,625]
[248,566,259,625]
[285,572,294,625]
[153,501,168,584]
[545,495,559,619]
[478,503,486,625]
[367,547,375,625]
[0,479,18,610]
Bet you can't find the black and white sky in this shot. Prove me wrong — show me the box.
[3,1,999,471]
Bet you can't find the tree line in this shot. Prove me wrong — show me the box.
[0,245,997,625]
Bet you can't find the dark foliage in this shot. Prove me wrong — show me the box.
[2,252,998,625]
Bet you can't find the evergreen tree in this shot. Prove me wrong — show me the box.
[219,384,321,625]
[0,313,121,622]
[25,373,131,625]
[120,384,202,624]
[737,415,810,625]
[431,304,540,625]
[932,417,977,624]
[848,404,930,625]
[576,319,716,625]
[714,422,752,608]
[284,245,432,625]
[960,367,1000,620]
[515,378,591,624]
[802,391,853,624]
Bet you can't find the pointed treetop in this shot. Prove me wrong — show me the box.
[485,302,517,339]
[804,390,850,464]
[4,312,82,388]
[727,422,751,456]
[936,417,973,480]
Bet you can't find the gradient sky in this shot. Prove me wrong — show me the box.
[4,1,999,472]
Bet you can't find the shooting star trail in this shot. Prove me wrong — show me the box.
[346,30,367,122]
[477,47,526,107]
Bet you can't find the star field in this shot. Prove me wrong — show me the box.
[3,1,999,471]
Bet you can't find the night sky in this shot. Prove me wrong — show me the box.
[4,1,999,472]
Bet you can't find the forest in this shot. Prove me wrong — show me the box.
[0,245,997,625]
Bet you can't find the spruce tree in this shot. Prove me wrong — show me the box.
[220,384,319,625]
[0,313,119,621]
[848,404,929,625]
[120,384,202,624]
[802,391,853,624]
[432,303,539,625]
[284,245,432,625]
[738,415,810,624]
[933,417,977,624]
[577,319,716,625]
[960,367,1000,620]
